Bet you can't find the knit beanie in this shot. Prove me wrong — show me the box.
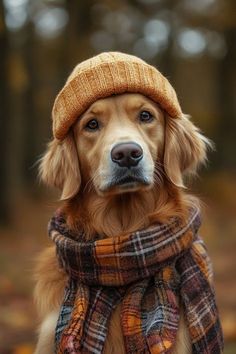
[52,52,182,140]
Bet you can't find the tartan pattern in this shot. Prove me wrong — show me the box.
[48,207,224,353]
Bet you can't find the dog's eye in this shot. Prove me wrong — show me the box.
[85,119,99,131]
[139,111,153,123]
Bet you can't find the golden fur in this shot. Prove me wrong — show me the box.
[34,93,210,353]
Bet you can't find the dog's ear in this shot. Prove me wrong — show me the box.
[164,114,212,187]
[39,133,81,200]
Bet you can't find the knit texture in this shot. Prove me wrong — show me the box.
[49,208,224,353]
[52,52,182,140]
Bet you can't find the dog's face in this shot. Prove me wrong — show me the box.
[40,93,209,200]
[73,94,164,196]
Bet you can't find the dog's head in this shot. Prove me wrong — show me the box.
[39,93,210,200]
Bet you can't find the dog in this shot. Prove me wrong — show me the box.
[34,92,210,353]
[35,52,223,354]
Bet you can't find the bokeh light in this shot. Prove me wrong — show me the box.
[177,28,207,57]
[33,7,68,39]
[3,0,29,31]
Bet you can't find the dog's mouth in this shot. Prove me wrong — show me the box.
[99,170,151,194]
[114,175,149,187]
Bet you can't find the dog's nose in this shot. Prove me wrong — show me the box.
[111,142,143,168]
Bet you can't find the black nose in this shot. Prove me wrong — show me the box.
[111,142,143,168]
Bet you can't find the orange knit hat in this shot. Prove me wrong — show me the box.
[52,52,182,140]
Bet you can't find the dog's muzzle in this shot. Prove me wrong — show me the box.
[100,142,150,191]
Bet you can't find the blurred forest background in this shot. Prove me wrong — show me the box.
[0,0,235,353]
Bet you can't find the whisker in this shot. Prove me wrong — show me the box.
[153,164,164,186]
[83,168,103,194]
[83,177,94,194]
[154,161,169,180]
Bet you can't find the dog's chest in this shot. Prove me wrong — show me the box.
[104,304,125,354]
[103,304,191,354]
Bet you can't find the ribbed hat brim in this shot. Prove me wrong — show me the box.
[52,52,182,140]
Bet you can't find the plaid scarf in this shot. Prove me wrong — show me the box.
[49,207,223,354]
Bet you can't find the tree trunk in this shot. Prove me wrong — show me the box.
[215,26,236,170]
[0,1,10,223]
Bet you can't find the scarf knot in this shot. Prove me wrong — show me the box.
[49,207,223,353]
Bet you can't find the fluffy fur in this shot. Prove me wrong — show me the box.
[34,93,210,353]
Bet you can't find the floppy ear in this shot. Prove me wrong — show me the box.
[39,133,81,200]
[164,114,212,187]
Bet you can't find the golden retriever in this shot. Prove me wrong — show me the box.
[34,93,209,353]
